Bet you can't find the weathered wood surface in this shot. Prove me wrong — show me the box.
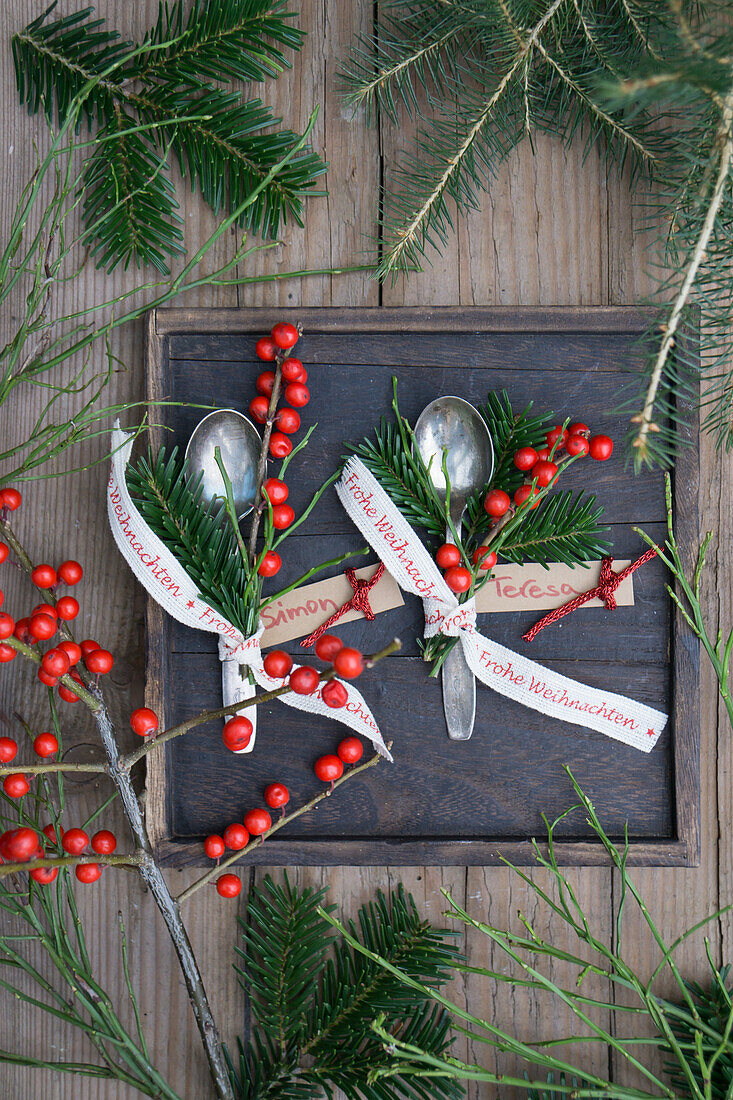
[148,309,697,866]
[0,2,725,1099]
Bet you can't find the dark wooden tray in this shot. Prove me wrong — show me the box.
[144,307,699,867]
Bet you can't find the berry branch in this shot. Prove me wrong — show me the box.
[176,741,390,904]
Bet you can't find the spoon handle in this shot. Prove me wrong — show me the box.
[442,520,476,740]
[221,659,257,752]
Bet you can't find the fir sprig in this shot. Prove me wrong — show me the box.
[475,489,610,566]
[13,1,326,272]
[226,875,462,1100]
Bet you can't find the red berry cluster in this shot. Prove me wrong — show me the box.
[313,736,364,789]
[252,634,365,729]
[0,821,117,885]
[250,321,310,462]
[433,542,497,594]
[205,777,293,897]
[488,421,614,515]
[0,537,113,705]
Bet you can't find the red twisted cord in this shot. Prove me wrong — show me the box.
[300,563,386,648]
[522,548,658,643]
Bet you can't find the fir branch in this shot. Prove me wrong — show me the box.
[479,489,610,566]
[12,1,325,272]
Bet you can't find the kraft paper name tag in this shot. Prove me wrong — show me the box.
[260,565,404,647]
[259,560,633,647]
[476,560,634,613]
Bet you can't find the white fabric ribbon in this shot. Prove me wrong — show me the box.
[106,425,391,760]
[337,458,667,753]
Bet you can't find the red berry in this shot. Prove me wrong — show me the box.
[588,434,613,461]
[62,829,89,855]
[565,434,590,457]
[271,321,299,349]
[314,634,343,662]
[42,649,70,677]
[33,732,58,758]
[57,560,83,585]
[514,484,540,509]
[263,650,293,679]
[130,708,159,737]
[263,478,288,505]
[32,603,57,620]
[38,669,58,687]
[288,665,319,695]
[257,551,281,577]
[0,827,38,861]
[269,432,293,459]
[281,357,305,382]
[0,543,7,563]
[31,564,57,589]
[243,808,271,836]
[31,867,58,884]
[29,613,56,641]
[546,425,568,450]
[264,782,289,809]
[0,488,21,511]
[314,754,343,783]
[222,716,253,752]
[85,649,113,674]
[3,774,29,798]
[80,639,100,658]
[321,679,348,708]
[0,612,14,639]
[435,543,461,569]
[75,863,102,884]
[249,396,269,423]
[42,824,64,846]
[473,547,497,570]
[444,566,472,594]
[568,422,590,436]
[58,682,79,703]
[256,370,276,397]
[483,489,511,517]
[535,446,552,461]
[0,644,16,663]
[204,835,225,859]
[530,460,558,488]
[513,447,538,471]
[255,336,277,361]
[333,647,364,679]
[13,617,30,642]
[337,737,363,764]
[216,873,242,897]
[275,407,301,434]
[223,823,249,850]
[0,737,17,763]
[91,830,116,854]
[284,382,309,407]
[56,596,79,621]
[58,640,81,665]
[271,503,295,529]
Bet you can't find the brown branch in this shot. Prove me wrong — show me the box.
[121,637,402,769]
[0,518,235,1100]
[176,742,390,904]
[0,852,142,876]
[0,762,106,776]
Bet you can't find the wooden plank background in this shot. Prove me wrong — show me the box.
[0,2,726,1097]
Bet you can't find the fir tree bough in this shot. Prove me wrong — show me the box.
[226,875,463,1100]
[13,0,327,273]
[341,1,733,467]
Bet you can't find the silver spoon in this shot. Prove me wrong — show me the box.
[414,396,494,741]
[185,408,263,753]
[184,408,260,520]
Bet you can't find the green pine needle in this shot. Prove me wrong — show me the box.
[12,0,325,272]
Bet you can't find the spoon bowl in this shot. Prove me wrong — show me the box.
[185,408,261,521]
[415,395,494,741]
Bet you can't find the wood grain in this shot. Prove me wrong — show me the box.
[0,3,722,1100]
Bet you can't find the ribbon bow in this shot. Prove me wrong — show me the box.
[336,457,667,754]
[522,549,658,642]
[301,564,385,649]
